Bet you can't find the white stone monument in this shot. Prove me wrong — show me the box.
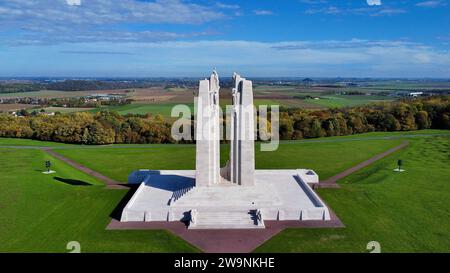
[121,70,331,229]
[195,69,221,187]
[221,73,255,186]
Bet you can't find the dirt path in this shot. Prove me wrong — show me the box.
[43,148,127,189]
[319,141,409,188]
[42,140,410,190]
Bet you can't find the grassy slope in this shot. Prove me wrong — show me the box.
[0,138,76,147]
[0,129,448,147]
[0,131,448,252]
[54,139,404,182]
[0,148,198,252]
[255,137,450,252]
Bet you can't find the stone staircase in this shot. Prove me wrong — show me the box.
[188,209,265,229]
[168,186,194,205]
[171,184,279,208]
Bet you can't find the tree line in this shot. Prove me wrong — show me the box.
[0,96,448,145]
[277,96,449,140]
[0,79,198,94]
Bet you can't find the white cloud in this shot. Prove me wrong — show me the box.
[299,0,328,4]
[415,1,446,7]
[66,0,81,6]
[367,0,382,6]
[0,0,225,45]
[305,5,405,16]
[216,3,240,9]
[5,39,446,77]
[254,10,273,16]
[0,0,224,26]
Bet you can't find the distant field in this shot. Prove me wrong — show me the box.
[39,107,94,113]
[219,98,323,109]
[1,81,447,114]
[0,90,88,98]
[0,89,132,99]
[360,81,450,91]
[306,95,393,108]
[0,103,38,112]
[90,99,321,117]
[90,103,194,117]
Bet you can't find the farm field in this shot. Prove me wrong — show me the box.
[0,90,100,99]
[0,103,38,112]
[0,131,448,252]
[306,95,393,108]
[3,80,449,115]
[358,81,450,91]
[89,99,320,117]
[39,107,94,113]
[89,103,194,117]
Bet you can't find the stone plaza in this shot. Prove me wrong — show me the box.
[120,71,331,229]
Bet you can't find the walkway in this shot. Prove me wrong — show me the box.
[319,141,409,188]
[107,208,344,253]
[41,140,410,252]
[43,148,127,189]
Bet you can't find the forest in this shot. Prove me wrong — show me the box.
[0,96,449,145]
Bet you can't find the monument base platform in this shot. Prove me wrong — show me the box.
[121,169,330,229]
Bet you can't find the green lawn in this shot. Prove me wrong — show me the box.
[1,129,448,147]
[0,132,448,252]
[0,138,79,147]
[0,148,198,252]
[256,137,450,252]
[54,139,404,182]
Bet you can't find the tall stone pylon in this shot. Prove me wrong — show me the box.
[226,73,255,186]
[195,70,221,187]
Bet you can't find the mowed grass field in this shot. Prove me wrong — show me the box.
[0,130,448,252]
[256,136,450,253]
[53,139,404,182]
[0,148,198,252]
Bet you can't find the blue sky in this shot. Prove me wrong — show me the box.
[0,0,449,77]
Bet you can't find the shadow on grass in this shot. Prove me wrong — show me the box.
[54,177,92,186]
[109,184,140,221]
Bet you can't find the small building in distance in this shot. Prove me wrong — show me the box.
[391,91,425,98]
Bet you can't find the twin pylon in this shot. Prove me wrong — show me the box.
[195,70,255,187]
